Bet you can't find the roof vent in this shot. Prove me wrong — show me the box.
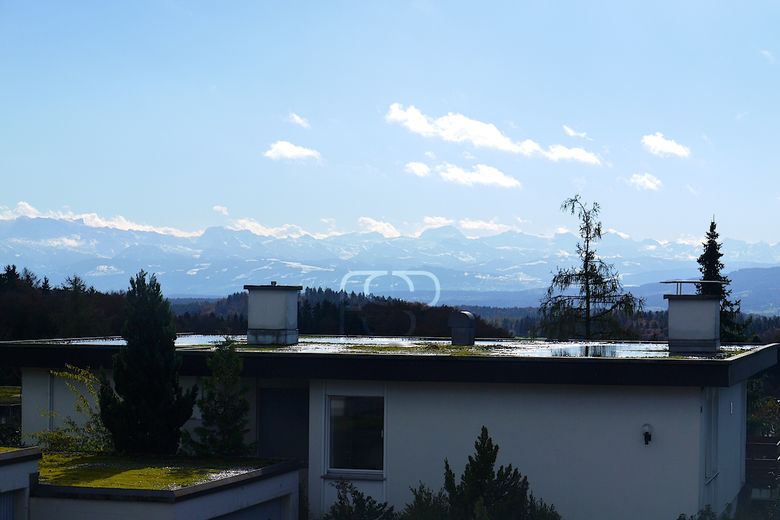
[662,280,724,354]
[449,311,476,346]
[243,283,303,345]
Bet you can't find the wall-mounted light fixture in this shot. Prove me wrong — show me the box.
[642,424,653,445]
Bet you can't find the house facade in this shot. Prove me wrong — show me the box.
[5,336,776,520]
[2,283,777,520]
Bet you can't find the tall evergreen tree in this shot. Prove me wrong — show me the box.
[186,338,251,456]
[697,219,748,341]
[99,270,197,454]
[539,195,642,340]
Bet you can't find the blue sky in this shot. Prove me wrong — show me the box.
[1,1,779,242]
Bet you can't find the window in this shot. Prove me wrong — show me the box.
[329,395,384,472]
[704,388,719,481]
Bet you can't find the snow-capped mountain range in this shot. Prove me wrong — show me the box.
[3,216,780,311]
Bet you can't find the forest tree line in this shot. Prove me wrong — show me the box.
[1,264,778,393]
[0,266,509,342]
[3,265,778,346]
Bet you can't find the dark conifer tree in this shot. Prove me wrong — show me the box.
[697,219,748,341]
[186,338,251,456]
[539,195,642,340]
[99,270,197,454]
[442,427,560,520]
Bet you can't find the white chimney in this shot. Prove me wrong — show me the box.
[663,280,723,353]
[244,283,302,345]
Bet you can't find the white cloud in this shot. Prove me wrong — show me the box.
[0,201,200,237]
[78,214,200,237]
[761,49,776,63]
[641,132,690,158]
[386,103,600,165]
[437,163,522,189]
[288,112,311,128]
[686,184,699,197]
[458,218,511,236]
[424,151,437,160]
[562,125,590,139]
[357,217,401,238]
[228,218,310,239]
[404,161,431,177]
[423,216,454,228]
[212,205,229,216]
[413,215,455,236]
[264,140,321,161]
[0,201,40,219]
[629,172,663,191]
[544,144,600,164]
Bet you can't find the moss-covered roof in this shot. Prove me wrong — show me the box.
[0,386,21,405]
[7,334,761,360]
[39,453,272,490]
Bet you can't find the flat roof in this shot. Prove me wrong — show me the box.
[2,335,777,387]
[38,452,272,490]
[243,284,302,291]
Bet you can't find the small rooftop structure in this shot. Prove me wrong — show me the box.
[662,280,727,354]
[243,282,302,346]
[448,310,475,346]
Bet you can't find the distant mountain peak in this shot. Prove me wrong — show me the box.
[419,225,466,241]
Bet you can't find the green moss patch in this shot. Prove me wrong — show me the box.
[0,386,21,405]
[39,453,271,490]
[344,342,492,356]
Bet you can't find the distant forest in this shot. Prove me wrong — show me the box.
[0,265,507,342]
[2,264,779,348]
[174,288,509,338]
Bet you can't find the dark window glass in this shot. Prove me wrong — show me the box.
[329,396,384,471]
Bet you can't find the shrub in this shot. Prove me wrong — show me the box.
[400,426,561,520]
[323,480,396,520]
[675,505,733,520]
[33,364,112,453]
[184,338,252,456]
[399,483,448,520]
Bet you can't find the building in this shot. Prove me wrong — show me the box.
[2,283,778,520]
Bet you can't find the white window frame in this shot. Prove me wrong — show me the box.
[324,386,386,480]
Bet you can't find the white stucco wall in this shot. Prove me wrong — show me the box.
[247,290,298,331]
[22,371,259,449]
[667,298,720,344]
[696,383,746,516]
[0,456,38,520]
[308,380,745,520]
[20,368,87,443]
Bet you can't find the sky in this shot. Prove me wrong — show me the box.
[1,1,779,243]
